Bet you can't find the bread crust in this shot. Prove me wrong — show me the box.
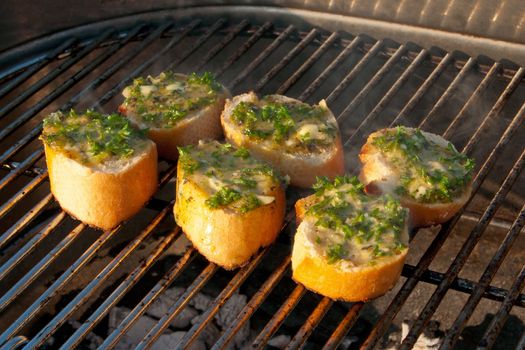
[120,78,230,160]
[359,128,472,227]
[221,92,344,188]
[174,162,286,269]
[44,142,158,230]
[292,196,408,301]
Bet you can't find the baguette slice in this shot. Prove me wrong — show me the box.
[221,92,344,188]
[292,176,409,302]
[359,127,474,227]
[119,71,230,160]
[42,110,158,230]
[174,141,286,269]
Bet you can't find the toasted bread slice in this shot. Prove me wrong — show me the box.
[119,71,230,160]
[221,92,344,188]
[42,110,158,230]
[174,141,286,269]
[292,176,409,302]
[359,127,474,227]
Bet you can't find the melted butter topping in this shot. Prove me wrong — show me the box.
[41,110,148,167]
[178,141,286,213]
[122,71,225,129]
[304,176,408,267]
[372,126,475,203]
[230,95,338,154]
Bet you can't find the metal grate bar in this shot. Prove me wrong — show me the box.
[442,62,501,139]
[462,67,525,155]
[0,25,146,143]
[325,39,383,104]
[0,149,42,191]
[0,38,77,99]
[216,22,272,77]
[230,25,295,88]
[0,212,66,283]
[97,19,222,108]
[342,48,427,148]
[277,31,339,95]
[0,193,53,252]
[251,285,306,349]
[0,215,77,313]
[401,264,525,307]
[400,76,525,350]
[478,265,525,350]
[418,57,477,129]
[299,35,361,101]
[58,228,181,350]
[254,28,318,91]
[165,19,226,72]
[21,203,176,349]
[99,248,196,349]
[194,19,249,71]
[361,87,525,350]
[0,22,175,166]
[390,52,454,126]
[211,257,292,350]
[0,29,114,120]
[441,199,525,349]
[177,248,271,349]
[0,30,147,157]
[338,45,410,123]
[0,336,28,350]
[132,263,219,350]
[62,20,177,111]
[285,297,333,350]
[0,171,48,220]
[322,303,364,350]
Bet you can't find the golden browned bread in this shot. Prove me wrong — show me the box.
[42,110,158,230]
[120,71,230,160]
[174,141,286,269]
[221,92,344,188]
[291,176,409,302]
[359,127,474,227]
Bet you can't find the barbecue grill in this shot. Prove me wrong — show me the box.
[0,1,524,349]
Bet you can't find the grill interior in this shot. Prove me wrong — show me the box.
[0,14,524,350]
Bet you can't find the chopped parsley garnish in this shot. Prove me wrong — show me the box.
[122,71,224,129]
[205,187,242,208]
[306,175,407,264]
[372,126,475,203]
[230,96,336,153]
[42,109,147,165]
[177,141,285,214]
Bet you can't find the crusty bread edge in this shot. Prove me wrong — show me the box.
[44,141,158,230]
[292,194,408,302]
[359,128,472,227]
[173,161,286,269]
[121,83,231,160]
[221,92,345,188]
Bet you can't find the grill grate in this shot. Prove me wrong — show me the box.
[0,16,524,350]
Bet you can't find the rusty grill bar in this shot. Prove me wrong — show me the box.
[0,17,524,349]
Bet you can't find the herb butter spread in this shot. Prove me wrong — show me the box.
[230,95,338,154]
[304,176,408,267]
[371,126,475,203]
[41,110,149,167]
[121,71,225,129]
[178,141,285,214]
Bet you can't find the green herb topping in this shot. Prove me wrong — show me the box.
[41,109,147,165]
[230,95,338,154]
[306,175,408,265]
[121,71,225,129]
[177,141,285,214]
[372,126,475,203]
